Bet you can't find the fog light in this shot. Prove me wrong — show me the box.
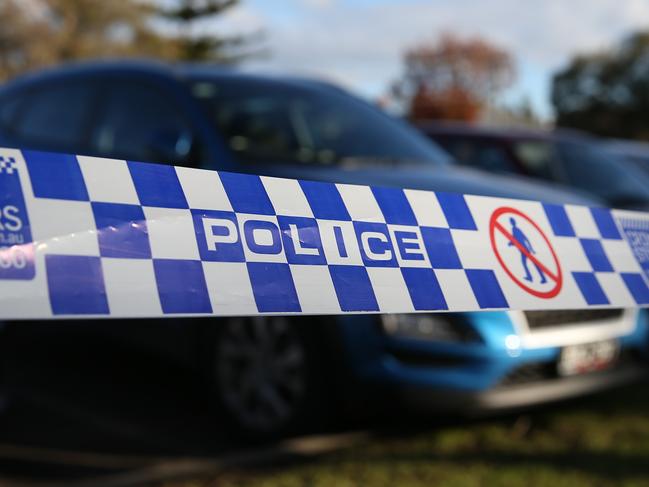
[505,334,522,357]
[381,314,478,342]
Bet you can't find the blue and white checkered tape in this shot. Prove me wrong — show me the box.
[1,147,649,319]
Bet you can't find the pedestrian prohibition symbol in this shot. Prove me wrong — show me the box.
[489,207,563,299]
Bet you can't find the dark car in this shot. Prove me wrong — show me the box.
[604,139,649,178]
[0,61,646,441]
[419,122,649,211]
[0,63,595,202]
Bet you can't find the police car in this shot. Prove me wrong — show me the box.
[0,61,646,439]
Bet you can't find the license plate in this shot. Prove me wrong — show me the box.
[558,339,620,376]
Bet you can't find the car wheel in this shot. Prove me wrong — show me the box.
[207,316,326,441]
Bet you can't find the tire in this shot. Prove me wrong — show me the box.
[204,316,330,442]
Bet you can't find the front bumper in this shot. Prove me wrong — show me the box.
[399,363,648,413]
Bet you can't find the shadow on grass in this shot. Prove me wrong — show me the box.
[318,448,649,483]
[219,382,649,485]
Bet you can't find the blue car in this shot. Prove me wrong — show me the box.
[0,61,646,439]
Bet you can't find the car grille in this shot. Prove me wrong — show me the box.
[497,349,641,387]
[498,362,554,386]
[524,309,624,330]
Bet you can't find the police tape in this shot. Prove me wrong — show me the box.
[1,147,649,320]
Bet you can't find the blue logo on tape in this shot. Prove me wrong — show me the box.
[0,156,35,279]
[619,216,649,281]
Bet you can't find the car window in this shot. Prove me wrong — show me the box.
[0,92,26,131]
[614,153,649,179]
[189,78,451,167]
[558,140,649,207]
[511,140,556,180]
[437,138,517,173]
[626,154,649,177]
[90,80,198,166]
[11,80,94,152]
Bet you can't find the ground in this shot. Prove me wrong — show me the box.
[167,383,649,487]
[1,325,647,486]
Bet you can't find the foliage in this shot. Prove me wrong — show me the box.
[0,0,251,81]
[552,32,649,139]
[157,0,252,63]
[394,33,515,122]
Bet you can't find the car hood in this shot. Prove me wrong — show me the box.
[259,163,600,207]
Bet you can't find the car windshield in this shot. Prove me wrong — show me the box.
[556,139,649,208]
[189,77,451,167]
[437,137,518,173]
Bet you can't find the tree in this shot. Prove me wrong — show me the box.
[157,0,253,63]
[0,0,174,80]
[394,33,515,122]
[481,95,544,128]
[0,0,55,80]
[0,0,253,82]
[552,32,649,139]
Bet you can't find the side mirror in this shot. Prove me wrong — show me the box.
[145,128,195,165]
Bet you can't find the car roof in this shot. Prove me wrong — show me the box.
[417,120,548,139]
[417,120,592,143]
[605,138,649,156]
[0,59,344,96]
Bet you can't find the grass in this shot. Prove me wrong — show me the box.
[167,382,649,487]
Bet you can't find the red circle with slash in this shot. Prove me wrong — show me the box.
[489,206,563,299]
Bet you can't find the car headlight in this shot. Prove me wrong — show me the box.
[381,314,479,342]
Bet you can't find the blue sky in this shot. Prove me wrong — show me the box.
[213,0,649,120]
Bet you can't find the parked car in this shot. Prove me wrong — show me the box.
[419,122,649,211]
[0,61,647,440]
[604,139,649,178]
